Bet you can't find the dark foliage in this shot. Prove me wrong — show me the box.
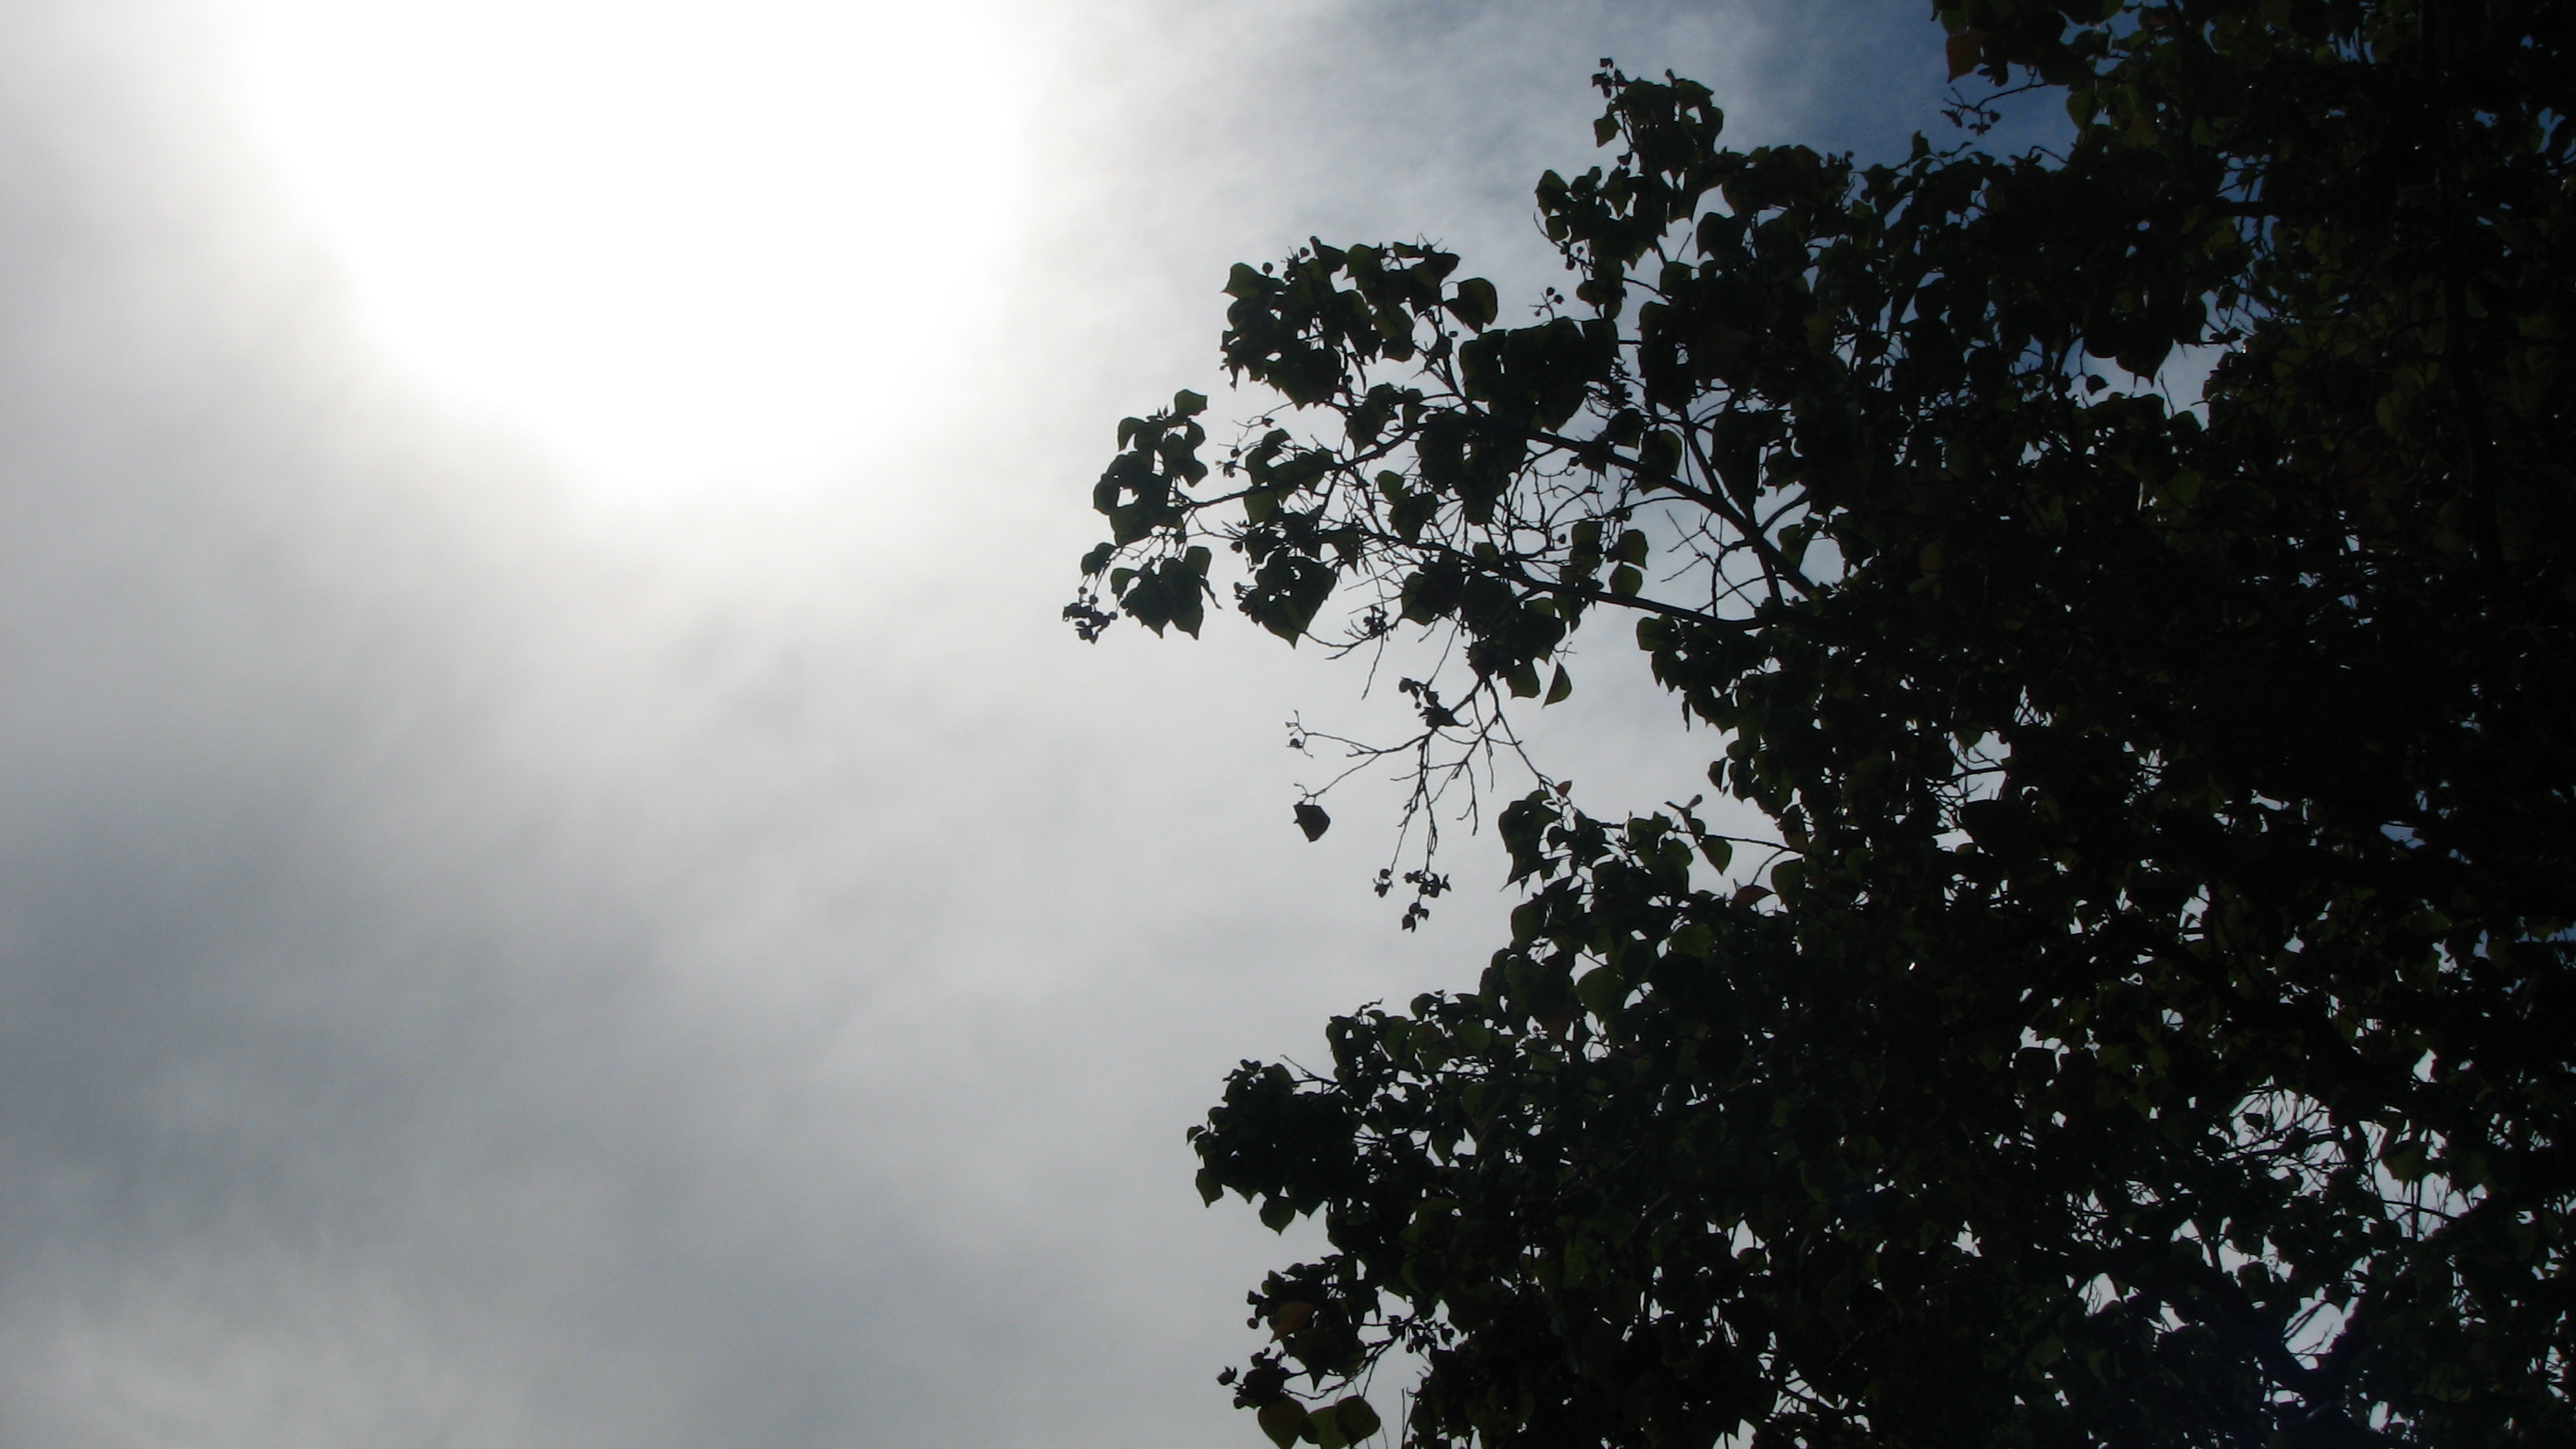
[1072,2,2575,1444]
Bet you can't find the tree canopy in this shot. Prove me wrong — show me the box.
[1070,2,2574,1444]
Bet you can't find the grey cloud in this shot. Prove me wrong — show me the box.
[0,2,1946,1444]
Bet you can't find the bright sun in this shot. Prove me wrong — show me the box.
[242,0,1025,490]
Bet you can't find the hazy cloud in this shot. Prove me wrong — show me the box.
[0,3,1948,1444]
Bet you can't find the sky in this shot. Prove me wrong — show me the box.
[0,3,1950,1444]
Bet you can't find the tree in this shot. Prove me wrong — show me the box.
[1070,2,2574,1444]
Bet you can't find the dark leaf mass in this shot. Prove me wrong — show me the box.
[1080,2,2575,1445]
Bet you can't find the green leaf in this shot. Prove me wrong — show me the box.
[1445,278,1499,333]
[1945,27,1982,80]
[1173,389,1209,416]
[1639,429,1682,479]
[1258,1400,1311,1449]
[1575,964,1627,1018]
[1609,564,1644,597]
[1546,664,1572,704]
[1769,858,1805,898]
[1225,263,1271,299]
[2382,1138,2428,1183]
[1322,1398,1381,1446]
[1776,522,1811,574]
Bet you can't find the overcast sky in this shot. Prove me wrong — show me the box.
[0,4,1947,1444]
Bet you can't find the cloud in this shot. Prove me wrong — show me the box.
[0,1,1948,1444]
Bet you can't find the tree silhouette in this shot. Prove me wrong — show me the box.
[1073,2,2574,1444]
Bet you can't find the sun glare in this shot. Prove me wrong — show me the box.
[242,0,1025,491]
